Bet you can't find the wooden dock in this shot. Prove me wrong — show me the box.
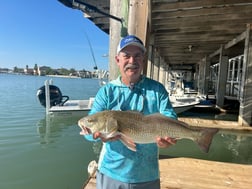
[83,157,252,189]
[159,158,252,189]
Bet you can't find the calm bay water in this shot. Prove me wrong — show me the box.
[0,74,252,189]
[0,74,101,189]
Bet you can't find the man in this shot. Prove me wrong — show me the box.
[79,35,177,189]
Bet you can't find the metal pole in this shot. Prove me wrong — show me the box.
[45,79,53,115]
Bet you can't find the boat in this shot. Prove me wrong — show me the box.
[165,71,201,114]
[37,79,199,117]
[170,95,200,114]
[37,79,94,117]
[46,99,94,117]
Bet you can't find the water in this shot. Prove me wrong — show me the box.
[159,133,252,164]
[0,74,101,189]
[160,109,252,164]
[0,74,252,189]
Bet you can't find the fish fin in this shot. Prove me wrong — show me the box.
[105,117,118,133]
[119,133,137,152]
[102,131,137,151]
[196,128,218,153]
[99,130,118,139]
[106,131,118,138]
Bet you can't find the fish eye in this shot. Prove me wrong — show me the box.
[86,119,93,123]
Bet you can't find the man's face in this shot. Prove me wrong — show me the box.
[115,45,144,84]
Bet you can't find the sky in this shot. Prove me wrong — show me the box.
[0,0,109,71]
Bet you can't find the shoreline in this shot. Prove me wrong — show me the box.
[46,74,81,79]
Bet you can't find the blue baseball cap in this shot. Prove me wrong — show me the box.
[117,35,146,54]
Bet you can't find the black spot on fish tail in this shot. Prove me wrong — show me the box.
[196,128,219,153]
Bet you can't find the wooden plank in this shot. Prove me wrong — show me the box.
[178,117,252,138]
[159,158,252,189]
[152,0,252,11]
[178,117,252,129]
[152,4,252,18]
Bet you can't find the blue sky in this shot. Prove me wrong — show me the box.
[0,0,109,71]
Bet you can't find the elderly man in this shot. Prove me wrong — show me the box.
[80,35,177,189]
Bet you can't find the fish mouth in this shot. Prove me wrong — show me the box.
[80,124,92,134]
[78,120,92,134]
[85,127,92,134]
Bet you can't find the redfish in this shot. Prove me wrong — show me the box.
[78,110,218,152]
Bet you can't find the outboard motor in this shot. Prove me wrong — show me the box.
[37,85,69,107]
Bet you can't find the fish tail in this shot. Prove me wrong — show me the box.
[195,128,218,153]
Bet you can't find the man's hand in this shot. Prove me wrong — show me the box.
[156,136,177,148]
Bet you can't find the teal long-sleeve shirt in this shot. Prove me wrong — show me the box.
[84,75,177,183]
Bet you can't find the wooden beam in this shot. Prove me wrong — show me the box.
[152,4,252,18]
[238,24,252,126]
[109,0,125,80]
[225,30,247,49]
[128,0,149,44]
[152,0,252,11]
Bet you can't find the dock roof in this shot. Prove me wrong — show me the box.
[59,0,252,67]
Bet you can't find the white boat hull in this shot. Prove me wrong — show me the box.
[48,99,93,117]
[171,100,200,114]
[48,97,199,116]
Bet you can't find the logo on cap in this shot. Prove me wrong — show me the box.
[117,35,146,54]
